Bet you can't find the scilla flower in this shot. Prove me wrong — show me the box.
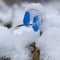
[23,3,44,31]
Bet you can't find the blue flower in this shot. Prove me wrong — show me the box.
[32,16,40,31]
[23,11,30,27]
[23,11,41,32]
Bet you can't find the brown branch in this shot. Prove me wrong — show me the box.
[16,24,43,36]
[30,42,40,60]
[17,24,32,27]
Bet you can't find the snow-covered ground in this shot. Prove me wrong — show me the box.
[0,1,60,60]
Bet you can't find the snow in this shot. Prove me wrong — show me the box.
[37,28,60,60]
[0,26,39,60]
[36,2,60,60]
[0,1,60,60]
